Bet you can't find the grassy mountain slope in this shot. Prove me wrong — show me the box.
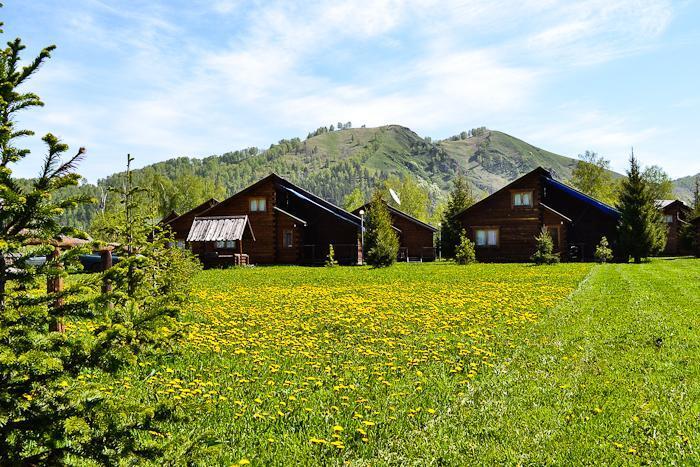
[437,130,582,194]
[672,173,698,203]
[105,125,592,202]
[57,124,698,229]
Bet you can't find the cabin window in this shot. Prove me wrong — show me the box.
[215,240,225,249]
[547,226,560,251]
[664,214,674,223]
[215,240,237,249]
[475,228,498,247]
[249,197,267,212]
[283,230,293,248]
[512,191,533,207]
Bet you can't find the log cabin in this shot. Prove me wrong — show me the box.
[657,199,691,256]
[193,174,363,265]
[454,167,620,262]
[352,201,437,261]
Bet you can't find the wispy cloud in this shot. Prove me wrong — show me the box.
[7,0,687,180]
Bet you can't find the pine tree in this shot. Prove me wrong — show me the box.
[531,226,560,265]
[0,13,199,464]
[594,236,613,263]
[364,191,399,267]
[616,153,666,263]
[440,175,475,258]
[454,229,476,265]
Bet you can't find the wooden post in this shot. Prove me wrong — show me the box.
[100,249,113,293]
[47,247,65,333]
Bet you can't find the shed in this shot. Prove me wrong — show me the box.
[186,215,255,267]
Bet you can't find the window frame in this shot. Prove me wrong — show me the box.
[249,197,267,212]
[510,189,534,208]
[283,229,293,248]
[473,227,499,248]
[664,214,674,224]
[546,224,561,251]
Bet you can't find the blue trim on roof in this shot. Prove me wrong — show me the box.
[279,184,361,227]
[545,178,620,218]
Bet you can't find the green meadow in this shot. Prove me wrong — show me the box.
[97,259,698,465]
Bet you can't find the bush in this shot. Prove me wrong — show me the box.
[532,226,560,265]
[455,229,476,265]
[325,244,338,267]
[594,236,613,263]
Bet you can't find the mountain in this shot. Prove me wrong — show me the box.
[672,173,699,204]
[49,124,697,229]
[99,125,591,203]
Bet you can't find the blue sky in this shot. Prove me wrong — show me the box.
[4,0,700,181]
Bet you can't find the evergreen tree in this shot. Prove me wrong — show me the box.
[440,175,475,258]
[363,191,399,267]
[617,153,666,263]
[454,229,476,265]
[594,236,613,263]
[0,15,200,464]
[531,226,560,265]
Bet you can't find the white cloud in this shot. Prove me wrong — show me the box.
[10,0,681,180]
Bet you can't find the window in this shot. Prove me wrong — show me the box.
[216,240,236,249]
[664,214,674,224]
[512,191,533,207]
[547,226,560,251]
[475,228,498,247]
[226,240,236,249]
[249,197,267,212]
[215,240,225,249]
[283,230,293,248]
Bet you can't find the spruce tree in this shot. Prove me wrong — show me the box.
[616,153,666,263]
[531,226,560,265]
[364,191,399,267]
[0,12,199,464]
[440,175,475,258]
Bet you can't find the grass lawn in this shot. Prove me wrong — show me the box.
[105,259,698,465]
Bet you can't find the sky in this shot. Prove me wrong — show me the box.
[4,0,700,182]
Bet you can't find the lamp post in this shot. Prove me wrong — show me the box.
[359,209,365,265]
[438,222,442,260]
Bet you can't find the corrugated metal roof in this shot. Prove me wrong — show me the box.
[186,216,253,242]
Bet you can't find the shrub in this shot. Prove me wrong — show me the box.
[455,229,476,265]
[325,244,338,267]
[531,226,560,265]
[594,236,613,263]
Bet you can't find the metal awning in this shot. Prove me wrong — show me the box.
[186,216,255,242]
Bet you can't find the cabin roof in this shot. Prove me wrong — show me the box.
[186,215,255,242]
[544,177,620,217]
[160,210,179,224]
[540,202,573,223]
[656,199,690,211]
[353,201,437,232]
[453,167,619,219]
[274,206,308,226]
[163,198,220,225]
[217,173,362,228]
